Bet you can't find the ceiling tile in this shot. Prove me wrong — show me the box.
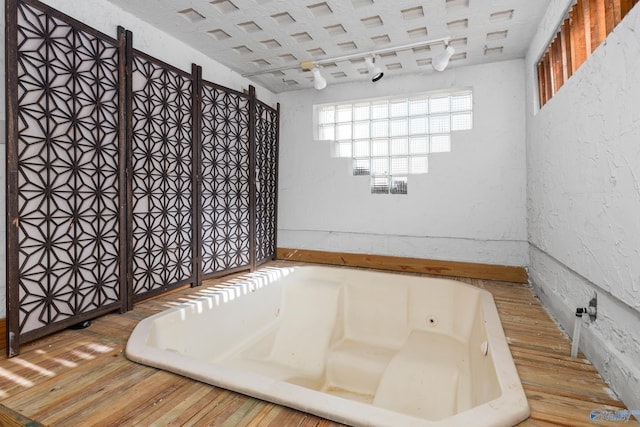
[208,29,231,40]
[104,0,552,92]
[412,45,431,53]
[361,16,383,28]
[253,58,271,67]
[237,21,262,33]
[451,52,467,62]
[490,10,515,22]
[351,0,374,8]
[210,0,238,14]
[307,2,333,17]
[485,46,504,56]
[261,39,282,49]
[446,0,469,9]
[371,34,391,45]
[233,45,253,55]
[400,6,424,20]
[338,41,358,51]
[407,27,428,38]
[487,30,509,41]
[325,23,347,35]
[450,37,467,48]
[271,12,296,25]
[178,8,206,23]
[307,47,326,56]
[447,19,469,31]
[278,53,297,62]
[291,32,313,43]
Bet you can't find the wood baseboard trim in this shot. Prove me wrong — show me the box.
[276,248,528,283]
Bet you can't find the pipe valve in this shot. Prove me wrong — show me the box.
[587,295,597,320]
[575,295,597,321]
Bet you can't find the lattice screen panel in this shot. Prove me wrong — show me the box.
[10,0,123,343]
[130,54,194,299]
[254,101,279,264]
[200,83,252,276]
[7,0,279,357]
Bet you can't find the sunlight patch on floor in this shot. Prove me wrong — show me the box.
[0,367,34,388]
[8,358,55,377]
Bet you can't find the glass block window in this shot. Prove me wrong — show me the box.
[317,90,473,194]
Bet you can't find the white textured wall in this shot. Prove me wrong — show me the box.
[0,0,275,319]
[277,59,528,267]
[526,0,640,409]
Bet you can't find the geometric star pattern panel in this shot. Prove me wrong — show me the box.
[12,0,123,342]
[254,101,279,265]
[130,54,194,300]
[6,0,278,356]
[200,83,251,276]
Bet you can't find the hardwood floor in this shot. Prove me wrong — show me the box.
[0,261,632,426]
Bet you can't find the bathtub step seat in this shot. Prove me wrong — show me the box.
[322,339,398,402]
[223,279,343,384]
[373,330,463,421]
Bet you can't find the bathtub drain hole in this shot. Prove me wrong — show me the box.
[426,315,438,326]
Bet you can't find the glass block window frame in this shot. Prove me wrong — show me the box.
[317,90,473,194]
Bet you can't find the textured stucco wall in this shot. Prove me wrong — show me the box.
[525,0,640,409]
[277,59,528,267]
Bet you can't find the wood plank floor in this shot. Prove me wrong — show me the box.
[0,261,633,427]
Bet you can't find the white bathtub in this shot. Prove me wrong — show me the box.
[126,266,530,427]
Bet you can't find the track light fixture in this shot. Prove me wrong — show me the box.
[364,56,384,82]
[242,36,453,89]
[311,67,327,90]
[432,45,456,72]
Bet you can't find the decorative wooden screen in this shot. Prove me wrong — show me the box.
[5,0,126,356]
[200,81,252,278]
[6,0,279,356]
[128,52,195,301]
[254,100,279,265]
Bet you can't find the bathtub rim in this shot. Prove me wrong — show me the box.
[125,266,530,427]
